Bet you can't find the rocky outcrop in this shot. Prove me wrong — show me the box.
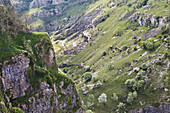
[130,12,170,27]
[30,0,70,8]
[17,82,83,113]
[0,31,82,112]
[2,54,31,99]
[131,103,170,113]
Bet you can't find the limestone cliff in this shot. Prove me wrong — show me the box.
[0,5,82,113]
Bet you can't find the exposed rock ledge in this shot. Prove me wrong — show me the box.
[131,103,170,113]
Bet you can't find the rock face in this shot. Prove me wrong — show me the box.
[131,103,170,113]
[130,12,170,27]
[2,54,31,99]
[30,0,70,8]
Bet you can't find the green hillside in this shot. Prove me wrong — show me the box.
[52,0,170,112]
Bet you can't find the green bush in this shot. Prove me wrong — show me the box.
[125,79,144,90]
[164,51,169,58]
[134,46,138,51]
[63,68,68,73]
[83,72,93,81]
[125,79,136,88]
[92,74,99,82]
[108,63,114,70]
[137,70,146,76]
[141,63,147,70]
[98,93,107,104]
[117,102,125,109]
[127,3,132,7]
[121,45,128,51]
[133,80,144,90]
[127,91,137,104]
[103,51,107,56]
[143,41,154,50]
[137,0,148,8]
[12,107,24,113]
[111,93,118,101]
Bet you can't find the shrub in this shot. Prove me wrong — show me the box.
[127,91,137,104]
[141,63,147,70]
[92,74,98,82]
[137,70,146,76]
[125,79,136,88]
[103,52,107,56]
[98,93,107,104]
[164,51,169,58]
[161,26,169,35]
[134,46,138,51]
[145,42,154,50]
[125,79,144,90]
[121,45,128,51]
[83,72,93,81]
[137,0,148,8]
[133,80,144,90]
[85,66,91,72]
[96,81,102,88]
[133,39,138,45]
[117,102,125,109]
[63,68,68,73]
[127,3,132,7]
[108,63,114,70]
[12,107,24,113]
[87,94,95,109]
[111,93,118,101]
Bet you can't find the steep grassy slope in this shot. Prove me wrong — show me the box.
[52,0,170,112]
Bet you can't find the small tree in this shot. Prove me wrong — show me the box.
[127,91,137,104]
[141,63,147,70]
[137,70,145,76]
[98,93,107,105]
[117,102,125,109]
[111,93,118,101]
[125,79,136,88]
[92,74,98,82]
[121,45,128,51]
[83,72,92,81]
